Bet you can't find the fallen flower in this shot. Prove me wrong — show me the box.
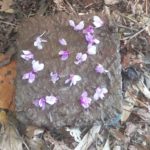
[50,72,60,84]
[22,71,36,83]
[34,32,47,50]
[45,95,57,105]
[85,33,100,45]
[33,97,46,110]
[33,95,57,110]
[80,91,92,108]
[95,64,108,74]
[74,52,87,65]
[59,38,67,46]
[22,60,44,83]
[65,74,82,86]
[93,16,104,28]
[93,87,108,100]
[59,50,69,61]
[87,44,97,55]
[32,60,44,72]
[69,20,84,31]
[21,50,34,61]
[83,25,94,34]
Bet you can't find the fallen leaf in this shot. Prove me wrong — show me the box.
[75,125,101,150]
[103,138,110,150]
[0,0,14,13]
[0,60,16,111]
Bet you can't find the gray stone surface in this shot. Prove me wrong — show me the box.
[16,13,122,129]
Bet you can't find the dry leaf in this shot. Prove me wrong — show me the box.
[103,138,110,150]
[75,125,101,150]
[0,60,16,110]
[0,0,14,13]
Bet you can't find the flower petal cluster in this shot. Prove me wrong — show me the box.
[65,74,82,86]
[69,20,84,31]
[33,95,57,110]
[50,72,60,84]
[59,50,69,61]
[95,64,108,74]
[93,87,108,100]
[74,52,87,65]
[34,32,47,50]
[80,91,92,108]
[21,50,34,61]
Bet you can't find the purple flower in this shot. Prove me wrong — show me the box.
[93,16,104,28]
[83,25,94,34]
[33,98,46,110]
[59,38,67,46]
[22,71,36,83]
[50,72,60,84]
[33,95,57,110]
[95,64,108,74]
[22,60,44,83]
[80,91,92,108]
[69,20,84,31]
[74,53,87,65]
[93,87,108,100]
[45,95,57,105]
[32,60,44,72]
[85,33,100,45]
[59,50,69,61]
[65,74,82,86]
[87,44,97,55]
[34,32,47,50]
[21,50,34,61]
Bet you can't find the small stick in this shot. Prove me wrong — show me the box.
[0,20,16,26]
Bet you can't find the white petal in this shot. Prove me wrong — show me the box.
[81,54,87,61]
[102,88,108,94]
[74,21,84,31]
[69,20,75,27]
[93,93,99,100]
[32,60,44,72]
[59,38,67,46]
[93,16,101,22]
[22,50,31,54]
[45,96,57,105]
[22,73,29,79]
[94,39,100,44]
[65,79,70,84]
[87,45,97,55]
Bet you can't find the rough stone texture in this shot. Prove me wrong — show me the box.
[15,13,122,129]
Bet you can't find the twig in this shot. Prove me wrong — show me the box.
[122,23,150,41]
[0,20,16,26]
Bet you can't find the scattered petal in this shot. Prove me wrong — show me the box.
[93,87,108,100]
[80,91,92,108]
[69,20,75,27]
[32,60,44,72]
[50,72,60,84]
[45,95,57,105]
[65,74,82,86]
[74,53,87,65]
[22,72,36,83]
[83,25,94,34]
[74,21,84,31]
[87,44,97,55]
[69,20,84,31]
[59,50,69,61]
[34,32,47,50]
[93,16,104,28]
[95,64,108,74]
[59,38,67,46]
[21,50,34,61]
[38,98,46,110]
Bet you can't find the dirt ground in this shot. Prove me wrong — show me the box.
[0,0,150,150]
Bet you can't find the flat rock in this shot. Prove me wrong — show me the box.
[15,13,122,129]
